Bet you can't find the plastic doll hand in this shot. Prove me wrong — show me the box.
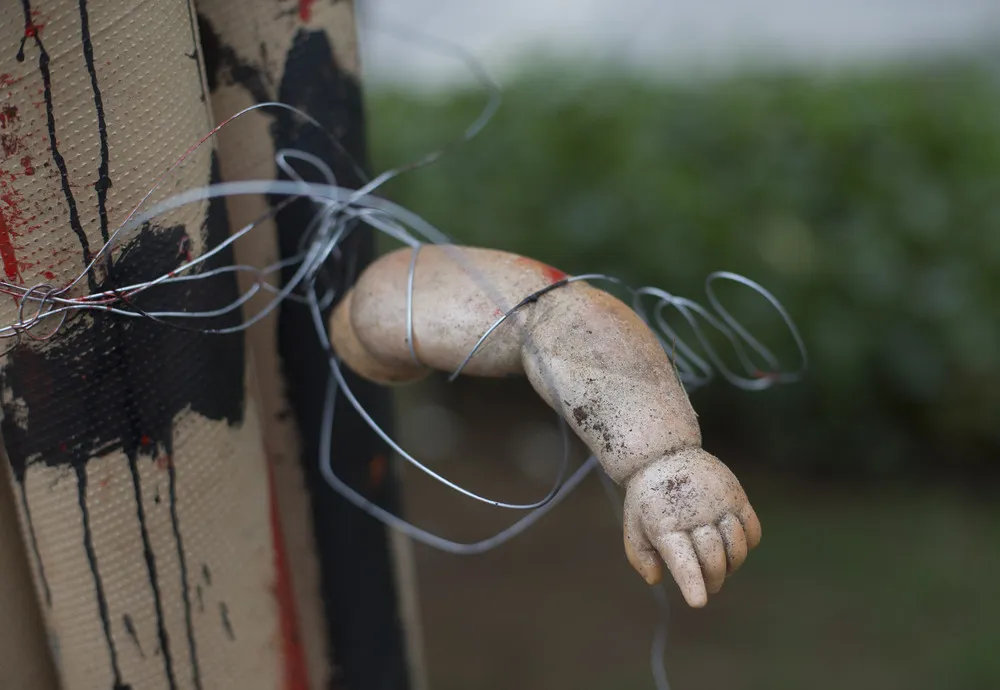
[622,447,762,607]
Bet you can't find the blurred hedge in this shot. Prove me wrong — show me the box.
[364,59,1000,476]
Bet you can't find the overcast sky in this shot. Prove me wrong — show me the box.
[356,0,1000,87]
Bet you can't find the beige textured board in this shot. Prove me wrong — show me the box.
[192,2,341,688]
[0,1,291,689]
[0,446,59,689]
[191,1,331,685]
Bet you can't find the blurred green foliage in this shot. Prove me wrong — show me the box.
[365,59,1000,475]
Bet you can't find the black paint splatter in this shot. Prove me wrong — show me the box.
[197,15,271,103]
[201,563,212,586]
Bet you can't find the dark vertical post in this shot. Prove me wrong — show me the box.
[196,3,412,688]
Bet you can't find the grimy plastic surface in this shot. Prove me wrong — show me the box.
[0,1,292,688]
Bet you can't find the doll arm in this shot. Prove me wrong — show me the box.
[330,245,761,607]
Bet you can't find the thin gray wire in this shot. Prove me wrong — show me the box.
[406,244,422,365]
[597,469,672,690]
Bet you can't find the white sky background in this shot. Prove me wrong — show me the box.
[356,0,1000,88]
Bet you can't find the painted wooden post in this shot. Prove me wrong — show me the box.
[185,2,420,689]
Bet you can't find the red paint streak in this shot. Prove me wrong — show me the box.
[140,434,152,446]
[266,458,310,690]
[369,454,387,490]
[47,254,71,274]
[298,0,316,22]
[516,256,567,283]
[23,19,45,39]
[0,104,17,129]
[0,75,15,89]
[178,236,193,264]
[42,271,54,280]
[0,237,20,282]
[0,187,23,283]
[541,263,567,283]
[20,156,33,176]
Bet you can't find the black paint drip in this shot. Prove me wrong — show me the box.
[169,460,201,690]
[183,0,209,104]
[77,0,113,246]
[76,464,130,690]
[16,0,96,289]
[127,451,177,689]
